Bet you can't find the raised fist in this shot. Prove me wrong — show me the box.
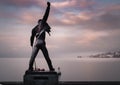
[47,2,50,6]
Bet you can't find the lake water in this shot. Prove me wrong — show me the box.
[0,58,120,81]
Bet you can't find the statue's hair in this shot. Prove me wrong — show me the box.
[38,19,42,23]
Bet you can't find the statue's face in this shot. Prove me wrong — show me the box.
[38,21,42,25]
[38,19,42,24]
[38,20,43,29]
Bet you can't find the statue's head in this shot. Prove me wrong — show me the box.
[38,19,42,24]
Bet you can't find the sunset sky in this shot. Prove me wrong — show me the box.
[0,0,120,58]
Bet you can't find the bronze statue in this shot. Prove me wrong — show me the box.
[28,2,54,71]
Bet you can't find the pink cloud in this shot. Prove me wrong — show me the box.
[52,0,96,9]
[52,0,76,8]
[17,12,38,24]
[51,3,120,29]
[1,0,120,30]
[76,30,108,45]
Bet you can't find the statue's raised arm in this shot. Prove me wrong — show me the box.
[42,2,50,26]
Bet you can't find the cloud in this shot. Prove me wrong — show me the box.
[83,4,120,31]
[0,0,96,27]
[76,30,108,45]
[0,0,46,8]
[50,3,120,31]
[52,0,96,9]
[60,12,93,25]
[0,0,50,23]
[1,0,120,29]
[52,0,75,8]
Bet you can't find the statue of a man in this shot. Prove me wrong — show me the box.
[28,2,54,71]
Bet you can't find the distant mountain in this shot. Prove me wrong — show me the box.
[89,50,120,58]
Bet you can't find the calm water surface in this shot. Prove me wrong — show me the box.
[0,58,120,81]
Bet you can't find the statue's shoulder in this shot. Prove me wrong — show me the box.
[32,25,38,31]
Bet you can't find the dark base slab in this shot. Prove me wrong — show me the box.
[0,81,120,85]
[24,70,59,85]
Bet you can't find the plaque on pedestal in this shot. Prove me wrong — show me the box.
[24,71,59,85]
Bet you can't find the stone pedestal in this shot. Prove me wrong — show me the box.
[24,71,58,85]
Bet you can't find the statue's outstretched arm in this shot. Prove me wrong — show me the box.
[42,2,50,26]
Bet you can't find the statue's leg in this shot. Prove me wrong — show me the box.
[29,46,39,70]
[41,45,54,71]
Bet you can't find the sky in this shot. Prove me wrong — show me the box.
[0,0,120,58]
